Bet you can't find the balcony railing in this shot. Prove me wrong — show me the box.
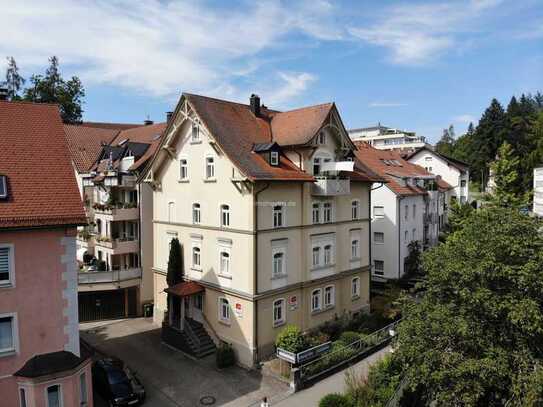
[78,267,142,284]
[93,203,139,220]
[312,177,350,196]
[94,237,139,254]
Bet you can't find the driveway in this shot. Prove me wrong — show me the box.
[80,318,290,407]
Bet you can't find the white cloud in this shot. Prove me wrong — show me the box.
[348,0,504,65]
[0,0,333,101]
[453,114,477,124]
[368,102,407,108]
[264,72,318,106]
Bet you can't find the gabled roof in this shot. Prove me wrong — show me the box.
[353,141,433,196]
[64,124,119,172]
[407,146,469,173]
[81,121,142,131]
[0,101,87,229]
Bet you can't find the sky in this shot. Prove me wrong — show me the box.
[2,0,542,143]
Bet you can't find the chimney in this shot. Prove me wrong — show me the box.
[166,111,173,123]
[250,94,260,117]
[143,119,154,126]
[0,87,8,101]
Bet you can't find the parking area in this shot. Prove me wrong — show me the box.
[80,318,291,407]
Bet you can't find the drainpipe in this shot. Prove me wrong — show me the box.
[253,181,270,365]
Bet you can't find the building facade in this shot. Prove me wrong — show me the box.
[143,94,381,367]
[349,124,427,151]
[534,166,543,216]
[0,101,92,407]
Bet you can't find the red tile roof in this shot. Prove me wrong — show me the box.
[64,124,119,172]
[0,101,87,228]
[353,141,433,196]
[164,281,204,297]
[81,121,142,131]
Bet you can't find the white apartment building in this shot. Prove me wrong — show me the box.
[354,142,451,280]
[534,167,543,216]
[407,146,470,204]
[142,93,383,367]
[349,124,427,151]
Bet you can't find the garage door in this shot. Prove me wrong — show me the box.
[78,288,137,322]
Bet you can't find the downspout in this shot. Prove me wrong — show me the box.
[253,181,270,365]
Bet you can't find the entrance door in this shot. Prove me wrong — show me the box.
[192,294,204,323]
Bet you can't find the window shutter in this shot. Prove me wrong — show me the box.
[0,247,10,282]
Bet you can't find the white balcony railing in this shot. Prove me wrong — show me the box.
[312,177,350,196]
[94,237,139,254]
[78,267,142,284]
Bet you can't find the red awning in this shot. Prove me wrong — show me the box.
[164,281,204,297]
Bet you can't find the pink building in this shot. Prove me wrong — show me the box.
[0,101,93,407]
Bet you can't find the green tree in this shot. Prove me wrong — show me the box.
[435,125,455,157]
[397,207,543,406]
[451,122,476,167]
[487,141,526,208]
[403,241,422,278]
[23,56,85,123]
[166,237,183,287]
[4,57,25,100]
[447,199,474,233]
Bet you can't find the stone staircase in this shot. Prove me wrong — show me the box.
[184,318,216,358]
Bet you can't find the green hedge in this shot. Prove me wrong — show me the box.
[319,393,352,407]
[275,325,307,353]
[216,343,236,368]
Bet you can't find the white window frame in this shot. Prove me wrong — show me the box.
[192,203,201,224]
[273,205,285,228]
[192,245,202,270]
[323,244,333,265]
[311,289,322,312]
[374,260,384,276]
[191,120,200,143]
[270,151,279,166]
[323,202,332,223]
[179,158,188,181]
[312,246,321,267]
[318,132,326,145]
[373,206,384,219]
[0,312,18,356]
[351,200,360,220]
[45,383,63,407]
[312,202,320,224]
[205,155,215,179]
[273,298,286,327]
[218,297,230,323]
[324,285,335,308]
[374,232,384,244]
[0,243,15,287]
[272,250,286,278]
[219,250,230,275]
[351,239,359,260]
[351,277,360,298]
[220,204,230,227]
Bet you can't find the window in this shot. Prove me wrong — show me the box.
[79,373,87,405]
[192,247,201,268]
[0,315,16,354]
[0,176,6,199]
[273,252,285,277]
[374,260,384,276]
[351,239,359,259]
[19,388,27,407]
[312,202,320,224]
[205,156,215,179]
[273,299,286,326]
[220,204,230,227]
[412,204,416,218]
[351,200,360,220]
[312,247,320,267]
[323,202,332,223]
[313,157,321,175]
[179,159,188,180]
[351,277,360,298]
[373,206,384,219]
[404,230,408,243]
[270,151,279,166]
[219,298,230,322]
[374,232,384,244]
[167,201,175,223]
[192,203,201,224]
[311,289,322,312]
[412,228,416,240]
[46,384,61,407]
[220,251,230,275]
[323,244,332,265]
[404,205,408,220]
[273,205,284,228]
[324,286,335,308]
[461,180,467,187]
[0,244,13,286]
[318,131,326,145]
[191,121,200,142]
[194,294,203,310]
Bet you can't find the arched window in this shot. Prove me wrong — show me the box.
[168,201,175,223]
[351,200,360,220]
[220,251,230,274]
[273,298,286,326]
[311,289,322,312]
[192,203,201,224]
[351,277,360,298]
[220,204,230,227]
[323,244,332,265]
[205,156,215,179]
[219,298,230,322]
[324,285,335,307]
[273,252,284,277]
[192,247,201,268]
[191,121,200,142]
[351,239,359,259]
[273,205,284,228]
[312,246,320,267]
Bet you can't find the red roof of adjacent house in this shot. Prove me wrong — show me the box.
[64,124,119,172]
[436,176,453,191]
[164,281,204,297]
[81,121,142,131]
[0,101,87,228]
[353,141,433,196]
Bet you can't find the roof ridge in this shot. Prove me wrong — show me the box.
[277,102,334,114]
[0,100,60,108]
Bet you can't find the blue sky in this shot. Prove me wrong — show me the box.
[2,0,542,143]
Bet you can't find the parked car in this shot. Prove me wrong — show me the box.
[92,358,145,406]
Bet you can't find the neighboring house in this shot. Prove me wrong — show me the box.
[534,166,543,216]
[406,146,470,204]
[349,124,427,151]
[68,121,166,322]
[142,93,382,367]
[0,101,92,407]
[354,142,452,280]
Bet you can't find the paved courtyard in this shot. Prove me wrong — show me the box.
[80,318,290,407]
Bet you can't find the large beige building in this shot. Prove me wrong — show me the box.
[143,94,382,367]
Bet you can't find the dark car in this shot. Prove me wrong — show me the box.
[92,358,145,406]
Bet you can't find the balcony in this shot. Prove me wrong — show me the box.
[94,237,139,254]
[93,203,139,221]
[312,177,350,196]
[78,267,142,285]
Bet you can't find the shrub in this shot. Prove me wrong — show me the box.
[96,260,106,271]
[319,316,347,341]
[306,332,330,348]
[339,331,361,346]
[216,343,236,368]
[275,325,306,353]
[318,393,352,407]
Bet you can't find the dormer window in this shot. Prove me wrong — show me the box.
[0,176,7,199]
[270,151,279,166]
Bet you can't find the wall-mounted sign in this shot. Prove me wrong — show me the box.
[235,302,243,317]
[288,295,298,310]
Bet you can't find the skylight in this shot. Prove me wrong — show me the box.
[0,175,7,199]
